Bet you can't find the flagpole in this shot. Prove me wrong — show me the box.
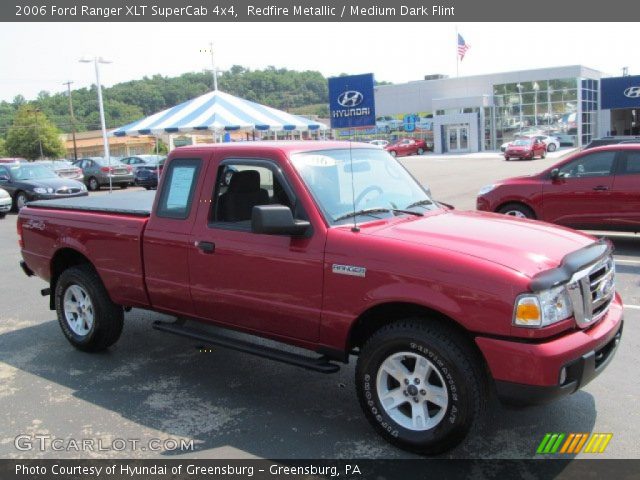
[455,25,459,78]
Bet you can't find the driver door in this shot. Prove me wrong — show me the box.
[542,150,618,228]
[188,158,325,342]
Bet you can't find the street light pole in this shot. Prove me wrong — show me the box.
[80,56,112,192]
[63,81,78,161]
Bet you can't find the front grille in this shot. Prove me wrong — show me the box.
[55,188,81,195]
[569,256,615,328]
[588,258,615,320]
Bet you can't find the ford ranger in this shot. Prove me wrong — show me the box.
[18,141,623,454]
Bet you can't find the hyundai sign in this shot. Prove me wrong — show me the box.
[601,75,640,109]
[328,73,376,128]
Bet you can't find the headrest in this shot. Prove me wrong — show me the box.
[228,170,260,193]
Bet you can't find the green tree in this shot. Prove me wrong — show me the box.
[0,137,6,156]
[5,106,65,160]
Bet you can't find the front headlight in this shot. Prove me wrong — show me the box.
[514,284,574,327]
[478,184,496,195]
[79,184,87,191]
[33,187,47,194]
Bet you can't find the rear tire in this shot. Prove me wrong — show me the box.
[390,150,397,157]
[497,202,535,219]
[356,319,486,455]
[55,265,123,352]
[88,177,99,191]
[504,156,510,161]
[547,143,557,152]
[417,148,425,155]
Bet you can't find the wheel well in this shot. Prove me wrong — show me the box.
[495,201,536,218]
[49,248,93,309]
[349,302,471,350]
[348,301,492,387]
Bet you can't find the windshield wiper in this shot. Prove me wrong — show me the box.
[335,208,391,221]
[335,207,423,222]
[405,199,434,209]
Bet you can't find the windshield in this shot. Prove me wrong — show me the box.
[290,148,435,225]
[10,164,58,180]
[512,139,531,146]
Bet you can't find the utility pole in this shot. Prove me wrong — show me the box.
[33,108,44,160]
[63,81,78,160]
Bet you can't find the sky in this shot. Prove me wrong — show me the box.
[0,22,638,102]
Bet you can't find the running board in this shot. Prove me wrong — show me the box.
[152,321,340,374]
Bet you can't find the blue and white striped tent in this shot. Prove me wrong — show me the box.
[111,90,326,137]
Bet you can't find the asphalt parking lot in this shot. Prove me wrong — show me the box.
[0,152,638,460]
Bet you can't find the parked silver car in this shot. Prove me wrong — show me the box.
[0,187,11,218]
[35,160,84,181]
[72,157,134,191]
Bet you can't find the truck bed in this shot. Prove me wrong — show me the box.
[27,190,155,217]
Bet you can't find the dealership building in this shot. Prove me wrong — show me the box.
[372,65,640,153]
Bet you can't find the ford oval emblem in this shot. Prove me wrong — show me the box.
[623,86,640,98]
[337,90,364,107]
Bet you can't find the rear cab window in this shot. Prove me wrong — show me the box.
[156,158,202,219]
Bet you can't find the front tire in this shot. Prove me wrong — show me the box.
[14,191,28,211]
[356,320,486,455]
[547,143,557,152]
[389,150,397,157]
[55,265,124,352]
[417,148,425,155]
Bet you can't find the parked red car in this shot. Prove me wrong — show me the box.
[504,137,547,161]
[478,144,640,231]
[385,138,428,157]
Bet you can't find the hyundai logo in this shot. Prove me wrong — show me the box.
[337,90,364,107]
[623,86,640,98]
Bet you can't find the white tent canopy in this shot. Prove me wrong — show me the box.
[111,90,326,137]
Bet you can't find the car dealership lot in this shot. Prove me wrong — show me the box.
[0,151,638,459]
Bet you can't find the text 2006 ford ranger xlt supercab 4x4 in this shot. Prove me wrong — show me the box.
[18,141,622,454]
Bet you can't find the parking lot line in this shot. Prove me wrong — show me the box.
[625,305,640,310]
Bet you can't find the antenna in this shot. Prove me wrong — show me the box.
[349,138,359,232]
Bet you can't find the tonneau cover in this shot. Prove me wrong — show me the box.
[27,190,155,217]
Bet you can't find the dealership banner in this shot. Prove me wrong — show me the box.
[2,459,640,480]
[3,0,640,21]
[601,75,640,110]
[328,73,376,129]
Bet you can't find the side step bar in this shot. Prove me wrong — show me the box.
[152,321,340,374]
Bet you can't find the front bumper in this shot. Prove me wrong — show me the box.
[476,295,623,405]
[505,150,532,159]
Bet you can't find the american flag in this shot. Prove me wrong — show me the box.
[457,34,470,61]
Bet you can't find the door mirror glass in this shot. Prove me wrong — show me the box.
[251,205,310,236]
[550,168,560,180]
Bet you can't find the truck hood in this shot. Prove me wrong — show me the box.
[368,210,595,278]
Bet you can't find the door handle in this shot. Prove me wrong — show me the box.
[593,185,609,191]
[195,241,215,253]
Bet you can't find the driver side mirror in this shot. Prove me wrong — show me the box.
[251,205,310,236]
[550,168,560,180]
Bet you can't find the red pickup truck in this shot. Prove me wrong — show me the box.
[18,141,622,455]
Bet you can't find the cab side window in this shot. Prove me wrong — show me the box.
[211,161,299,228]
[156,158,201,219]
[620,151,640,174]
[559,151,616,178]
